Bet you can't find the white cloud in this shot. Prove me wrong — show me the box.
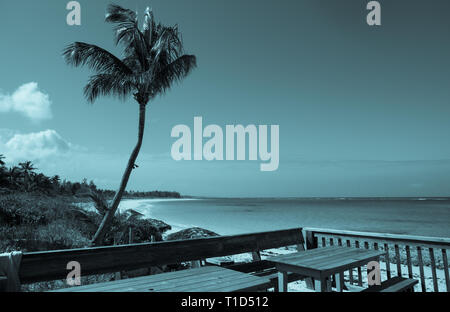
[1,129,72,161]
[0,82,52,121]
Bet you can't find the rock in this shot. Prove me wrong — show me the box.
[166,227,219,241]
[147,218,171,233]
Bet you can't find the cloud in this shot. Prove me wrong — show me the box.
[1,129,72,161]
[0,82,52,121]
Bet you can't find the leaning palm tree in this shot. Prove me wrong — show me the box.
[63,4,196,246]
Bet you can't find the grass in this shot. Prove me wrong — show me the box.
[0,192,170,252]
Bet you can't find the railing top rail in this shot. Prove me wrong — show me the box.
[19,227,304,283]
[304,227,450,248]
[21,227,303,257]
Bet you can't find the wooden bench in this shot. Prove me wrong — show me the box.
[224,260,306,291]
[362,277,418,292]
[1,228,306,291]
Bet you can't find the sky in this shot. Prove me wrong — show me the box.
[0,0,450,197]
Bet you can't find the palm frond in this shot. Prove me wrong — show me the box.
[84,73,135,103]
[106,4,148,70]
[105,4,137,24]
[142,7,156,46]
[88,191,109,216]
[63,42,132,75]
[151,26,183,65]
[151,55,197,95]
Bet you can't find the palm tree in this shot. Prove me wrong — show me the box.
[63,4,196,246]
[18,161,36,176]
[18,161,37,191]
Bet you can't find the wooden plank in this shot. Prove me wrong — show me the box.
[362,277,418,292]
[20,227,304,283]
[384,243,391,279]
[268,246,343,263]
[429,248,438,292]
[279,248,359,268]
[314,278,327,292]
[442,249,450,292]
[297,248,380,269]
[135,269,265,292]
[335,272,344,292]
[355,241,363,286]
[56,266,222,292]
[347,240,354,285]
[288,249,360,269]
[305,230,318,250]
[122,271,259,292]
[394,244,402,277]
[381,278,418,292]
[405,245,413,278]
[416,246,426,292]
[318,250,384,271]
[278,271,288,292]
[320,255,384,277]
[201,276,271,292]
[206,257,234,267]
[127,270,249,292]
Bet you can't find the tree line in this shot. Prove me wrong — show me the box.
[0,155,181,198]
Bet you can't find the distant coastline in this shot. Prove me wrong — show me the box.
[193,196,450,201]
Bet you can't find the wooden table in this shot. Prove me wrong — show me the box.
[54,266,271,292]
[267,246,385,292]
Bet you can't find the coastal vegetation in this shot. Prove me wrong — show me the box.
[0,155,175,253]
[63,4,196,245]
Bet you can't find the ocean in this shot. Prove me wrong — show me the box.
[118,198,450,238]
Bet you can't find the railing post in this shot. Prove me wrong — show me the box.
[252,251,262,261]
[113,236,122,280]
[129,227,133,244]
[305,230,318,250]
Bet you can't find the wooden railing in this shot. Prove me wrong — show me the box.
[17,228,304,284]
[303,227,450,292]
[3,226,448,292]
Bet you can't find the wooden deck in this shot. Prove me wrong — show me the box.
[0,227,448,292]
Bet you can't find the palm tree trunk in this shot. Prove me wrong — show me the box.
[91,103,147,246]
